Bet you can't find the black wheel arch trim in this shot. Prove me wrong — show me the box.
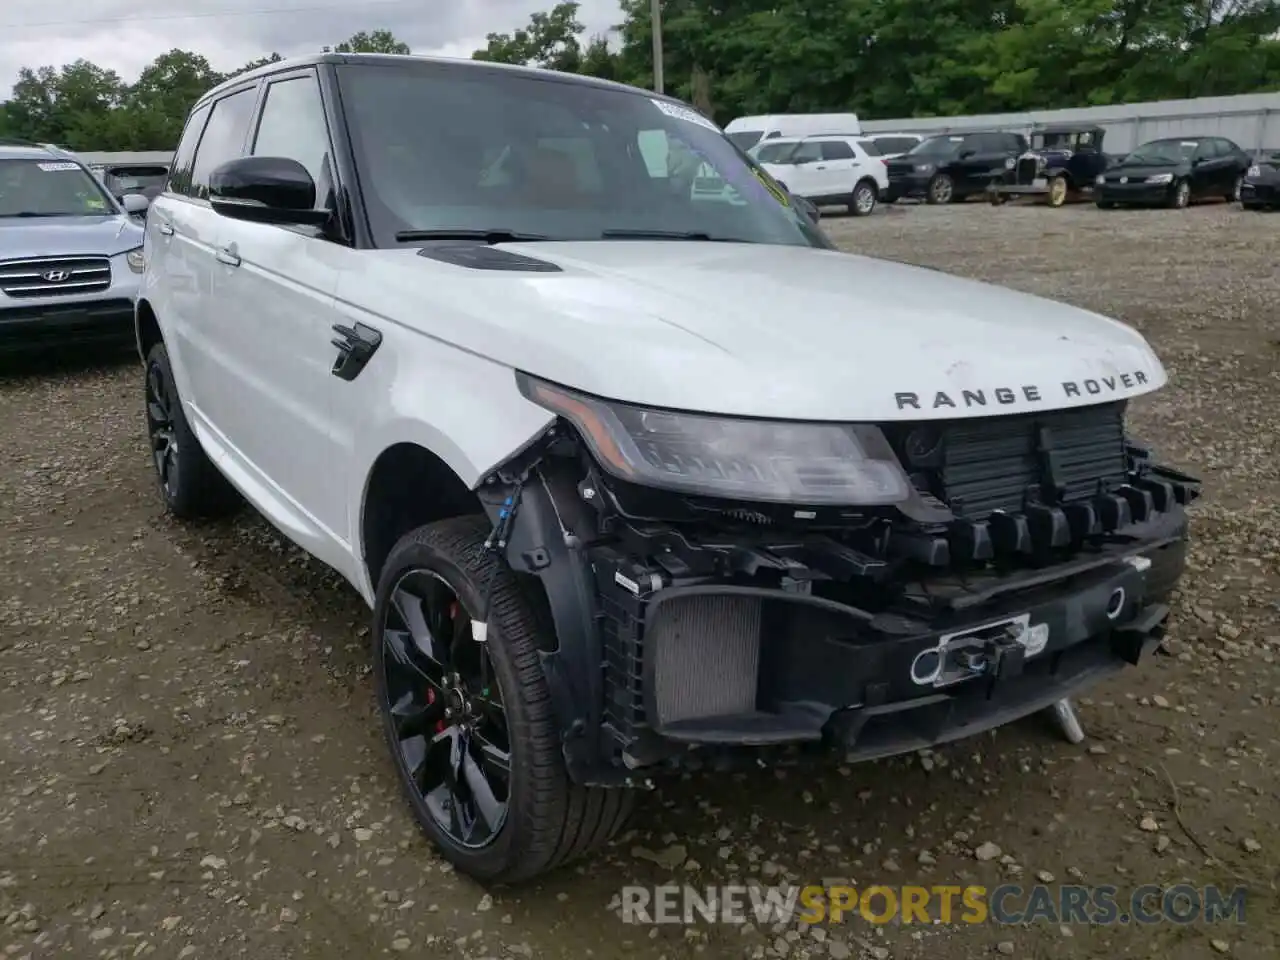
[477,464,620,786]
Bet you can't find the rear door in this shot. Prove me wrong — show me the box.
[152,87,260,419]
[779,140,824,197]
[211,67,352,556]
[144,101,209,394]
[816,139,859,198]
[1189,140,1223,196]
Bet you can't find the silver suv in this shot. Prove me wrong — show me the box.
[0,139,150,356]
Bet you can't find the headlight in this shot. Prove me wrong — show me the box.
[1004,157,1016,169]
[1145,173,1174,185]
[516,374,914,506]
[1095,174,1105,185]
[1247,165,1260,178]
[915,163,934,173]
[126,247,146,273]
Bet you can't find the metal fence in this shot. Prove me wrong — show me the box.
[860,92,1280,154]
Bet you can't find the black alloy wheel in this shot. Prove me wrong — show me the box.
[371,516,634,884]
[142,341,239,519]
[379,568,511,849]
[145,359,179,498]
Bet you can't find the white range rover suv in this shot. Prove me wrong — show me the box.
[137,53,1199,884]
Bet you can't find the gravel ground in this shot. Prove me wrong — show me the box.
[2,201,1277,960]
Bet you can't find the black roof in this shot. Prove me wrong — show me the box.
[199,52,685,110]
[1032,123,1105,134]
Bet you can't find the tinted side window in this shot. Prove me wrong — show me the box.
[820,141,854,161]
[877,137,918,155]
[790,142,823,163]
[1004,134,1026,153]
[960,135,985,154]
[189,87,258,200]
[251,73,332,199]
[167,103,211,196]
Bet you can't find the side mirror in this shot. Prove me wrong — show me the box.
[209,156,329,226]
[958,149,976,159]
[121,193,150,214]
[795,196,820,222]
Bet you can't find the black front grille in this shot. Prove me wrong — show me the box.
[0,256,112,299]
[1016,156,1041,183]
[886,161,916,179]
[888,402,1128,519]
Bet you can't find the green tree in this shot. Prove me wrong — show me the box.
[121,49,224,150]
[473,2,591,72]
[227,53,285,78]
[333,29,410,54]
[2,60,125,148]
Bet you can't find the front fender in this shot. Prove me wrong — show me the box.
[341,314,554,600]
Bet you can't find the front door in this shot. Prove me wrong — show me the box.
[210,69,352,566]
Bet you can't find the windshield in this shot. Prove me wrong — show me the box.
[726,130,764,151]
[752,140,802,163]
[906,135,965,158]
[102,165,169,199]
[0,159,116,217]
[1126,140,1197,164]
[338,64,824,248]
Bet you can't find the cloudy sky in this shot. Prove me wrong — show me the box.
[0,0,625,92]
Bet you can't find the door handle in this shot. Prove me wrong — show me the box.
[157,222,174,236]
[330,322,383,382]
[815,165,827,170]
[215,246,241,267]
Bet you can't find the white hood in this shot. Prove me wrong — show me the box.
[355,241,1166,422]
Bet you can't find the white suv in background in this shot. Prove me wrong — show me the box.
[755,135,888,216]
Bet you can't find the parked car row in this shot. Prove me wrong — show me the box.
[754,121,1271,214]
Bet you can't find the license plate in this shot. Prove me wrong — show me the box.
[1032,177,1047,188]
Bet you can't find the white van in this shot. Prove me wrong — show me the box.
[724,114,862,152]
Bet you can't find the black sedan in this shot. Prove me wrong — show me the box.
[1240,150,1280,210]
[1095,136,1251,209]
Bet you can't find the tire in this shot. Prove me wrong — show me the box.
[1227,175,1243,203]
[848,179,877,216]
[372,515,634,884]
[1241,201,1263,211]
[1168,179,1190,209]
[1047,175,1069,207]
[143,341,239,520]
[926,173,953,205]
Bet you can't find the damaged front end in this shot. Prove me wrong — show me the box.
[478,375,1200,787]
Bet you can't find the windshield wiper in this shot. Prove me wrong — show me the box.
[599,229,741,242]
[0,211,79,218]
[393,228,549,243]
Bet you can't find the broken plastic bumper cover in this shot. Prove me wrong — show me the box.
[596,523,1184,769]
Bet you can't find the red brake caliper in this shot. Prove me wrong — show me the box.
[433,601,461,733]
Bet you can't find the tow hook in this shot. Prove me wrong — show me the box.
[981,625,1028,698]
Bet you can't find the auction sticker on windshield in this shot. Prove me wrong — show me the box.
[650,98,720,133]
[37,162,81,172]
